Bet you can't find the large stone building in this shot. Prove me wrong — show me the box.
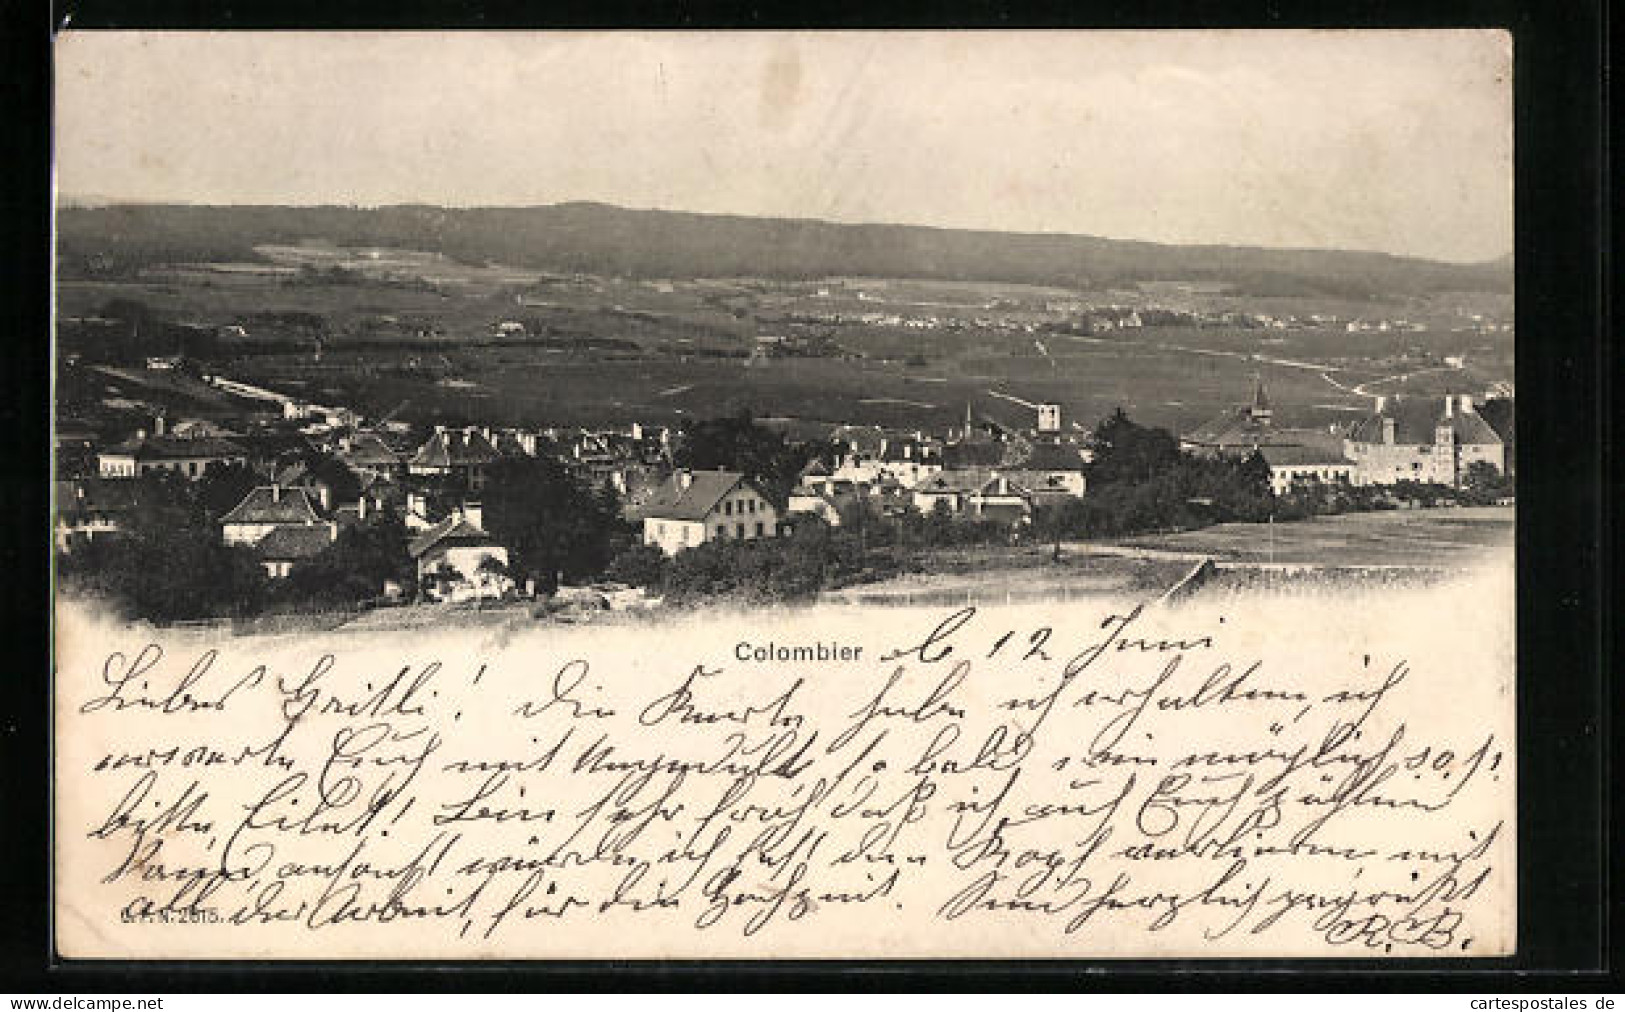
[1343,394,1506,487]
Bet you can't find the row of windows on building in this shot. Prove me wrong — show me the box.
[721,497,762,517]
[651,520,770,545]
[102,458,219,477]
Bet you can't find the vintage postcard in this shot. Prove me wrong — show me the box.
[51,30,1516,959]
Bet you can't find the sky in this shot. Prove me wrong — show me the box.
[54,30,1513,263]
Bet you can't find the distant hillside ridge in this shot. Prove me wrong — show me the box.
[55,202,1513,298]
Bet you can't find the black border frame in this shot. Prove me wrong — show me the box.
[3,0,1610,990]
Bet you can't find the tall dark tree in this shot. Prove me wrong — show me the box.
[195,461,261,521]
[58,526,267,623]
[672,410,834,503]
[1086,408,1184,487]
[277,517,415,606]
[480,457,627,586]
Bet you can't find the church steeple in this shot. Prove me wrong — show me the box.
[1247,374,1273,425]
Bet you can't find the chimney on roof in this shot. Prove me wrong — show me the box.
[153,415,165,437]
[1444,394,1454,418]
[1374,395,1388,413]
[358,495,368,520]
[271,484,281,502]
[1382,418,1396,445]
[462,502,483,530]
[1459,393,1475,414]
[678,469,693,490]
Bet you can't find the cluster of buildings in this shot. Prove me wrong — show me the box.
[1181,379,1513,496]
[55,370,1101,599]
[58,402,672,599]
[629,403,1093,556]
[56,359,1514,604]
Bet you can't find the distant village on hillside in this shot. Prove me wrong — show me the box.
[54,344,1515,624]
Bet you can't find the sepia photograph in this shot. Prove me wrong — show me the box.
[49,29,1520,960]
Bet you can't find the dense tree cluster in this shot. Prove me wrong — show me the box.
[671,411,836,504]
[1029,409,1276,540]
[660,522,901,605]
[268,518,415,609]
[58,521,267,625]
[480,456,631,590]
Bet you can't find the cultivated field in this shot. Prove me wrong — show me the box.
[57,234,1513,435]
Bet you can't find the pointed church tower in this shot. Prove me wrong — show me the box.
[1247,374,1273,426]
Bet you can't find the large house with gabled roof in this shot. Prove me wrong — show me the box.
[632,469,782,556]
[218,484,339,577]
[1343,394,1505,487]
[409,426,502,490]
[338,432,408,481]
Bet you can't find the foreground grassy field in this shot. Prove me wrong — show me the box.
[1109,505,1514,568]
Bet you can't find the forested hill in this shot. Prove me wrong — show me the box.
[56,202,1512,298]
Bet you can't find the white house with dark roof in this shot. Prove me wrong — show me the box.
[339,432,407,480]
[1258,442,1357,496]
[999,441,1089,497]
[218,485,338,577]
[912,470,1033,523]
[220,485,332,546]
[407,504,511,599]
[97,431,248,480]
[633,469,781,556]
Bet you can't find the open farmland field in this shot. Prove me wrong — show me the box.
[57,231,1512,435]
[221,315,1509,435]
[1107,506,1515,568]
